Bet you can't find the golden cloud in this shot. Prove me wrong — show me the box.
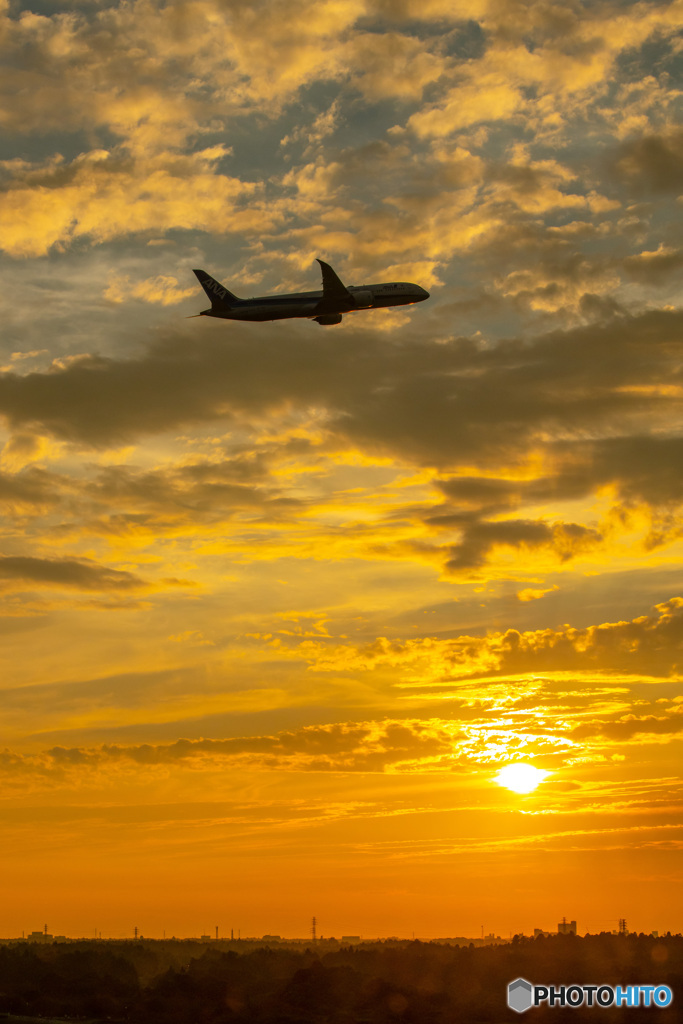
[0,719,464,780]
[0,148,261,257]
[105,274,198,306]
[290,599,683,683]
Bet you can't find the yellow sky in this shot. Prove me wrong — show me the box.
[0,0,682,939]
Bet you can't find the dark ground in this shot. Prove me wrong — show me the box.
[0,933,678,1023]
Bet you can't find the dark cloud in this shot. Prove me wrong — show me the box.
[2,307,682,587]
[87,459,300,519]
[3,306,680,465]
[0,466,61,507]
[572,709,683,741]
[492,597,683,679]
[0,555,143,590]
[433,437,683,541]
[610,130,683,194]
[578,293,627,321]
[3,719,461,776]
[617,34,681,83]
[435,476,520,511]
[443,519,601,571]
[588,437,683,506]
[622,247,683,284]
[329,597,683,682]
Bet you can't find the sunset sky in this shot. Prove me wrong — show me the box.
[1,0,682,941]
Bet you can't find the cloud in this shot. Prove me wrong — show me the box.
[476,596,683,681]
[621,245,683,285]
[0,148,262,257]
[516,585,557,602]
[0,719,462,778]
[0,298,682,596]
[105,274,198,306]
[293,598,683,682]
[438,435,683,513]
[408,71,523,138]
[365,0,489,21]
[81,459,302,533]
[0,555,144,590]
[490,598,683,679]
[407,1,683,142]
[0,465,62,508]
[0,0,364,151]
[443,519,602,571]
[610,129,683,194]
[0,431,57,470]
[1,305,682,587]
[573,708,683,742]
[0,306,680,454]
[344,31,446,101]
[0,658,676,792]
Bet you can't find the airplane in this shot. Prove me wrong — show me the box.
[191,259,429,325]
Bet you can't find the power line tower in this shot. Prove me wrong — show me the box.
[312,916,317,943]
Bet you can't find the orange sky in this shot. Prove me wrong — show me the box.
[0,0,682,940]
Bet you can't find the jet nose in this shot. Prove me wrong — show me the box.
[419,287,430,301]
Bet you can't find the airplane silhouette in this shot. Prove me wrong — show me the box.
[192,259,429,325]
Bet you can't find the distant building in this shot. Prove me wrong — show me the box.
[534,929,552,938]
[27,930,52,942]
[342,936,361,943]
[557,919,577,935]
[262,935,281,941]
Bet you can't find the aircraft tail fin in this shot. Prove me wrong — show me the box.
[193,269,241,309]
[316,259,353,309]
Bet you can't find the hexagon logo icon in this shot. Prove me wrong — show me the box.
[508,978,534,1013]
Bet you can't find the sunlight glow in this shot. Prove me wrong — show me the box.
[494,763,550,794]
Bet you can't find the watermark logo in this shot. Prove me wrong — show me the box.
[507,979,673,1012]
[508,979,534,1013]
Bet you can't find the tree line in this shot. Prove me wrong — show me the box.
[0,932,679,1023]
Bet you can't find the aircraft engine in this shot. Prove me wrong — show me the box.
[314,313,343,325]
[352,289,373,308]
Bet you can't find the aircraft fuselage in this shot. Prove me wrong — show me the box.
[192,260,429,326]
[203,283,426,321]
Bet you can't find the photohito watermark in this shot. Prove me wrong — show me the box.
[508,978,674,1012]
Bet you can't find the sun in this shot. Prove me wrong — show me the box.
[494,763,550,794]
